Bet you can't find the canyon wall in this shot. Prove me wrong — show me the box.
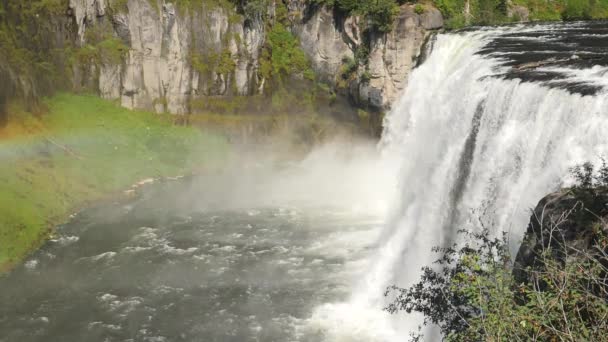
[69,0,265,114]
[68,0,443,114]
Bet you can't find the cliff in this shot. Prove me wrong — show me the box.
[0,0,444,119]
[69,0,266,114]
[292,2,442,110]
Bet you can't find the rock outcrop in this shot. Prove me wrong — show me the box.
[295,6,354,85]
[67,0,443,114]
[513,188,608,286]
[69,0,264,114]
[362,6,439,110]
[294,4,443,111]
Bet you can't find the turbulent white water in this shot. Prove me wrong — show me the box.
[307,24,608,341]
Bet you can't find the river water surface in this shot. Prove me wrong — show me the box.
[0,144,394,342]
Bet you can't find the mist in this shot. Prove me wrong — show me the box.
[140,135,399,218]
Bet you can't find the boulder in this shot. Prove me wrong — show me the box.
[513,188,608,286]
[420,7,444,30]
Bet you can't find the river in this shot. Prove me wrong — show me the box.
[0,143,396,342]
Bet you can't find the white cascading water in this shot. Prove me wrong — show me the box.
[305,24,608,341]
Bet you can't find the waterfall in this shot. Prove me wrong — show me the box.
[305,23,608,341]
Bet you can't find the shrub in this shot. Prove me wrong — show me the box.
[570,159,608,189]
[433,0,509,28]
[243,0,267,20]
[360,70,372,83]
[259,22,313,88]
[562,0,593,20]
[386,228,608,341]
[315,0,399,32]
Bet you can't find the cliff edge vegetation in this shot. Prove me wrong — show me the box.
[311,0,608,30]
[434,0,608,28]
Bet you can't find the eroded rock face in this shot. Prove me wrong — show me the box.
[69,0,442,114]
[295,7,355,83]
[70,0,264,113]
[363,6,428,110]
[293,4,442,111]
[69,0,107,41]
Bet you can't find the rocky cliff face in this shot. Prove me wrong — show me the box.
[294,4,442,111]
[67,0,442,114]
[69,0,265,114]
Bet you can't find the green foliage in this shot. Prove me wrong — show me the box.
[430,0,608,28]
[561,0,593,20]
[217,50,237,75]
[0,0,74,111]
[268,23,309,75]
[191,49,235,74]
[166,0,242,13]
[387,228,608,341]
[108,0,129,12]
[476,0,509,24]
[354,44,370,65]
[0,94,228,271]
[337,56,358,88]
[259,22,313,88]
[432,0,466,28]
[315,0,399,32]
[569,160,608,193]
[361,0,400,32]
[243,0,268,20]
[73,37,129,66]
[341,56,358,77]
[507,0,608,21]
[433,0,509,28]
[360,70,372,83]
[97,38,129,64]
[190,53,212,74]
[189,48,237,94]
[414,4,425,14]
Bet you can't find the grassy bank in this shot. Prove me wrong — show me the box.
[0,93,228,272]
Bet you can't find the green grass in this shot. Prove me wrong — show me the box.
[434,0,608,28]
[0,93,229,271]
